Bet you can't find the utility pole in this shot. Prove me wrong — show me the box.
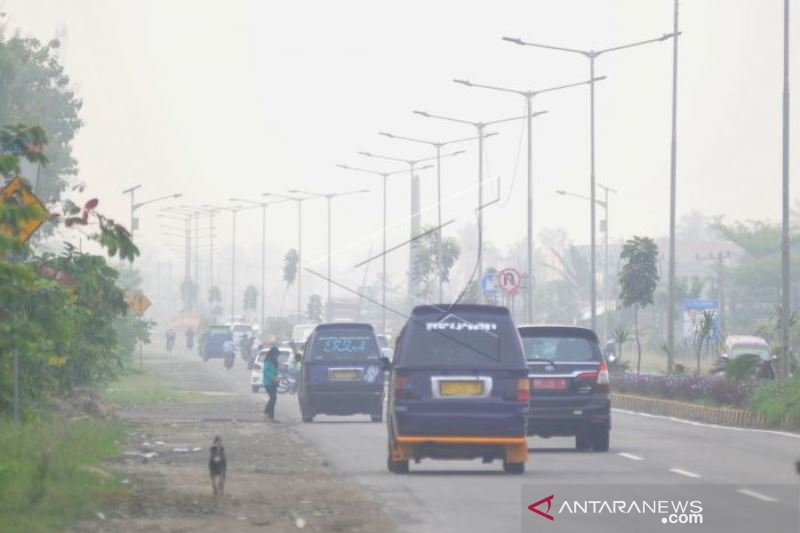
[780,0,792,377]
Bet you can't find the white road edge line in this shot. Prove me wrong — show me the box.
[613,408,800,440]
[617,452,644,461]
[669,468,701,479]
[736,489,778,503]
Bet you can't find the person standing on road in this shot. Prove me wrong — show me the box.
[186,326,195,350]
[262,345,280,422]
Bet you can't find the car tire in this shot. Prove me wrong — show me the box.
[301,408,314,423]
[387,425,409,474]
[503,459,525,475]
[370,413,383,423]
[591,424,610,452]
[575,429,592,451]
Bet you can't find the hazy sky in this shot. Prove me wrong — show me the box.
[4,0,798,310]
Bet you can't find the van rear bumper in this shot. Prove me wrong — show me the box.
[392,435,528,462]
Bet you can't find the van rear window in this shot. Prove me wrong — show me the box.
[308,329,379,361]
[398,314,524,368]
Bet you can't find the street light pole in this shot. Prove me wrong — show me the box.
[413,109,547,303]
[453,76,603,321]
[358,151,452,307]
[781,0,792,377]
[263,193,316,323]
[668,0,681,374]
[378,132,483,303]
[556,186,615,340]
[230,199,286,332]
[337,164,414,333]
[504,31,676,333]
[289,188,370,322]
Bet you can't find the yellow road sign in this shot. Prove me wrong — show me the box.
[128,292,152,316]
[1,178,48,243]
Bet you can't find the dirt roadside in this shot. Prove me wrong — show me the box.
[70,349,395,533]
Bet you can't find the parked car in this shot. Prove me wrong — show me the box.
[714,335,776,379]
[386,305,530,474]
[251,347,295,393]
[518,325,610,452]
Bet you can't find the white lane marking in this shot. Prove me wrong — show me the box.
[669,468,701,479]
[613,408,800,440]
[618,452,644,461]
[736,489,778,503]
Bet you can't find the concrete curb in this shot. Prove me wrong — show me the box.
[611,393,798,431]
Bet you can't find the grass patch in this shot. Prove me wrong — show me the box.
[0,418,126,533]
[749,377,800,428]
[105,368,208,406]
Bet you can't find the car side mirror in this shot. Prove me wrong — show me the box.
[380,356,392,372]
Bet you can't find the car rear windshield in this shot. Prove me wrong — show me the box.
[398,315,524,368]
[208,326,230,336]
[731,345,770,360]
[307,328,380,362]
[522,336,600,362]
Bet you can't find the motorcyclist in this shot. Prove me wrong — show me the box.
[165,329,176,353]
[223,335,235,369]
[186,327,195,350]
[240,333,252,363]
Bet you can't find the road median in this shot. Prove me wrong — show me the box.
[612,393,799,431]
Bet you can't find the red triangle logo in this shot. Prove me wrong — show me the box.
[528,494,555,521]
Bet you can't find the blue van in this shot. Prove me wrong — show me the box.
[297,323,386,423]
[386,305,530,474]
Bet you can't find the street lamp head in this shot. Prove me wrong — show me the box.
[336,164,350,170]
[556,190,566,195]
[358,151,373,157]
[378,132,394,138]
[501,36,524,46]
[453,79,472,87]
[412,110,430,118]
[172,193,183,199]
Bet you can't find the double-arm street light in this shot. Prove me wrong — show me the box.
[337,164,429,333]
[454,76,602,322]
[122,184,182,239]
[262,192,318,323]
[378,132,485,303]
[288,188,370,321]
[229,198,287,331]
[503,31,677,334]
[557,184,617,342]
[413,109,547,300]
[358,151,459,306]
[205,204,244,321]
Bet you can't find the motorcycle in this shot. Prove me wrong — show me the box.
[277,370,297,394]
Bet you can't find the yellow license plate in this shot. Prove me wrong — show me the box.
[440,381,483,396]
[330,369,360,381]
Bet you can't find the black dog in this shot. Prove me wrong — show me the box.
[208,436,226,496]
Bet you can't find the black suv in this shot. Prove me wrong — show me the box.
[518,326,610,451]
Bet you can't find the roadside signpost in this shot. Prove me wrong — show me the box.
[0,177,48,244]
[128,292,152,367]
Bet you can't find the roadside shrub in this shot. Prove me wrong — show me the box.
[611,374,755,406]
[749,377,800,427]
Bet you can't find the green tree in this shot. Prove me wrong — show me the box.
[410,225,461,301]
[0,32,83,201]
[306,294,323,323]
[693,310,715,374]
[243,285,258,313]
[619,236,660,375]
[283,249,298,286]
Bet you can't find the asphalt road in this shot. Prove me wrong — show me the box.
[195,352,800,533]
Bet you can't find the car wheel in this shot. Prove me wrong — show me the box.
[301,408,314,423]
[503,458,525,475]
[370,413,383,423]
[575,429,592,451]
[591,424,610,452]
[387,426,409,474]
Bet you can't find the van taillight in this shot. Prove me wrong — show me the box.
[596,359,610,392]
[394,377,408,400]
[517,378,530,402]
